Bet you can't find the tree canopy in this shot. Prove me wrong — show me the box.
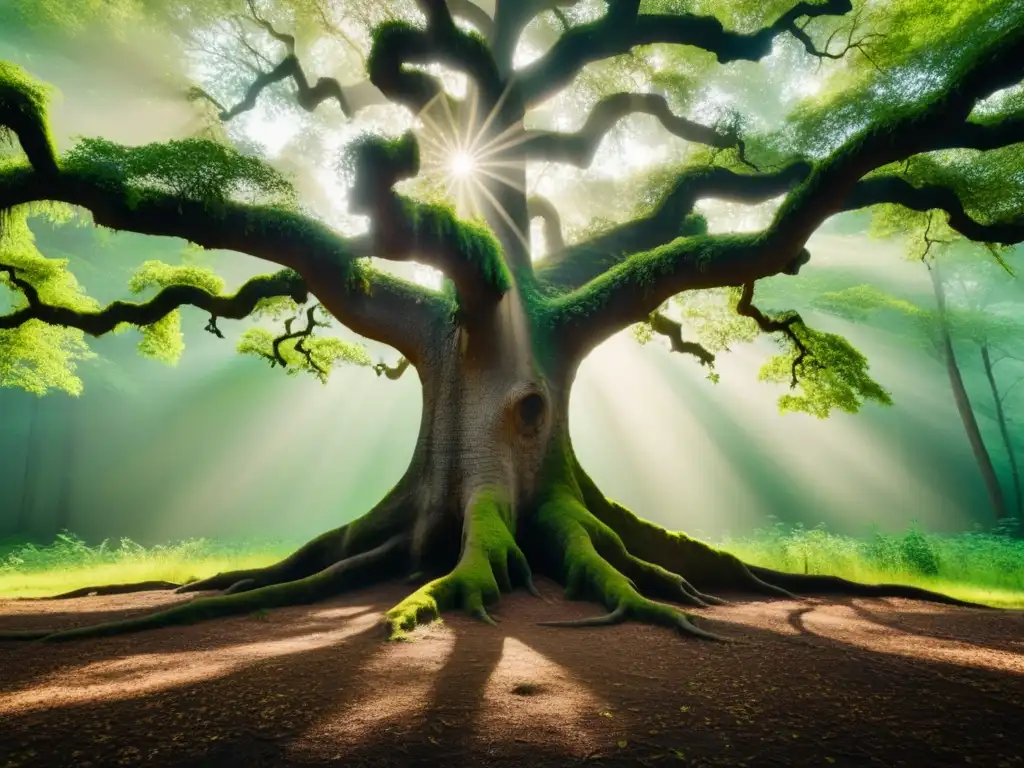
[1,0,1022,415]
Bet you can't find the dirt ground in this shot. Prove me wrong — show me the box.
[0,580,1021,768]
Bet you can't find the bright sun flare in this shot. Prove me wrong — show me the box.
[448,150,476,179]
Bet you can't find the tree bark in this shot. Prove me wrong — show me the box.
[928,261,1007,521]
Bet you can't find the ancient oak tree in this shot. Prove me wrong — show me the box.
[1,0,1021,642]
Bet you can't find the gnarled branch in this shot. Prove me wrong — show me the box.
[515,0,855,106]
[537,161,812,290]
[0,264,307,337]
[447,0,493,36]
[0,165,444,364]
[735,282,809,387]
[522,92,738,167]
[844,175,1024,246]
[648,311,715,366]
[206,4,385,121]
[550,20,1024,361]
[527,194,566,253]
[369,1,504,114]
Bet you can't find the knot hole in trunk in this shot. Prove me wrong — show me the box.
[514,392,546,437]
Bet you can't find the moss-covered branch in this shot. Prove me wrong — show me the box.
[546,14,1024,361]
[0,155,443,363]
[514,0,855,106]
[536,161,810,290]
[368,1,504,114]
[844,175,1024,245]
[347,132,510,312]
[0,61,58,175]
[522,93,739,167]
[0,265,306,336]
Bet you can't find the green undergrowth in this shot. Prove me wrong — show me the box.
[1,523,1022,608]
[0,532,293,598]
[719,519,1024,608]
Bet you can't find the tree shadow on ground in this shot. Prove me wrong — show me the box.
[0,581,1021,768]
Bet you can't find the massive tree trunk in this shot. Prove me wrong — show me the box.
[2,279,987,644]
[928,262,1007,521]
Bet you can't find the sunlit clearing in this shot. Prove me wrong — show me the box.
[0,612,380,714]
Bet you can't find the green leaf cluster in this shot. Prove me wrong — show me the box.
[0,210,96,394]
[63,137,297,207]
[759,321,892,418]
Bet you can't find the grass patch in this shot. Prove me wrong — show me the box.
[718,519,1024,608]
[0,532,293,599]
[0,524,1021,608]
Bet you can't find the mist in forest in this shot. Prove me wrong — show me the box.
[1,3,1022,546]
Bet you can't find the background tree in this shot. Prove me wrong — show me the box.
[1,0,1022,643]
[721,241,1024,526]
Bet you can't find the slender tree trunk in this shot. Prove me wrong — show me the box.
[980,342,1022,519]
[928,262,1007,520]
[16,395,43,538]
[54,396,76,534]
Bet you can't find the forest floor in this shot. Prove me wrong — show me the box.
[0,580,1022,768]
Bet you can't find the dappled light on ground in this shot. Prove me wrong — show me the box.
[1,605,381,714]
[0,582,1021,767]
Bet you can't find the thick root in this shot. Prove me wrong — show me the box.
[39,581,182,600]
[746,566,993,609]
[531,483,727,642]
[0,536,406,643]
[574,459,991,610]
[385,487,538,638]
[179,485,415,594]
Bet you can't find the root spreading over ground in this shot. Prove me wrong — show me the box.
[0,461,989,645]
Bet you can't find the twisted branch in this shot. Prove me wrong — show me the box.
[648,311,715,366]
[527,194,566,253]
[515,0,856,106]
[522,92,740,167]
[0,265,307,337]
[735,282,810,387]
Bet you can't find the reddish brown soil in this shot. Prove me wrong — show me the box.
[1,580,1022,768]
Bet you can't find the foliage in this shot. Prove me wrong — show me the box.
[0,59,53,155]
[236,303,373,384]
[0,209,96,394]
[0,531,296,598]
[758,320,893,417]
[62,137,297,207]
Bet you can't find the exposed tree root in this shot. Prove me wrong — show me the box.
[570,456,992,610]
[0,535,406,643]
[179,484,415,595]
[529,481,728,642]
[385,487,539,638]
[0,462,997,645]
[745,566,993,609]
[40,581,182,600]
